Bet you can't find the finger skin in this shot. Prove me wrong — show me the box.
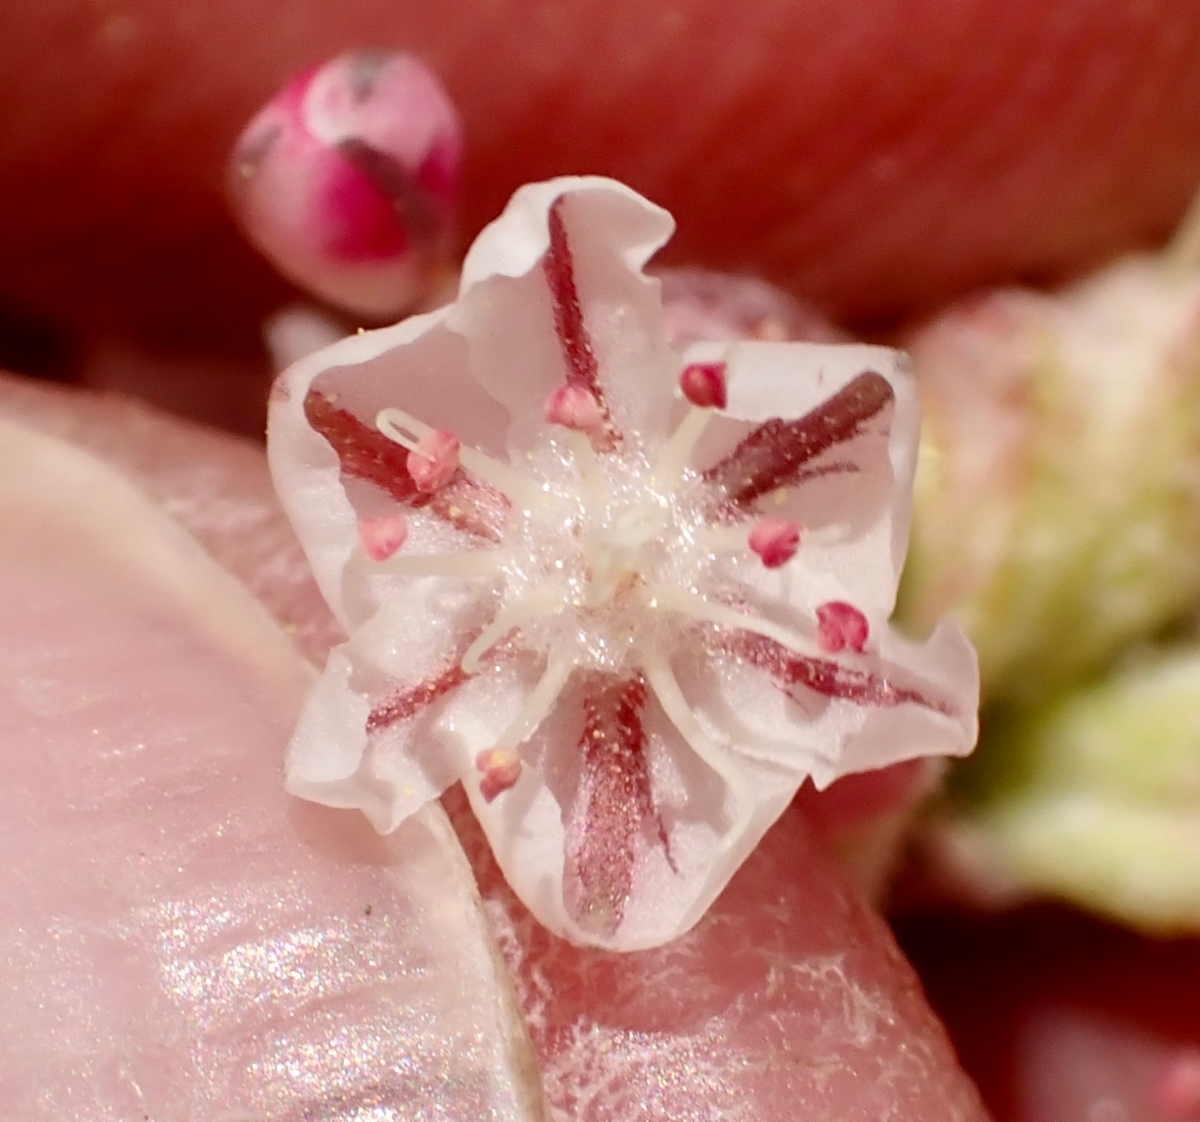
[455,792,989,1122]
[2,0,1200,348]
[0,418,540,1120]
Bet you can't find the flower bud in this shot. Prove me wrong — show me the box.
[898,216,1200,706]
[926,643,1200,934]
[229,51,462,318]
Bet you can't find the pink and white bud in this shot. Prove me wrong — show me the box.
[228,51,462,318]
[357,511,409,560]
[545,384,604,431]
[816,601,870,654]
[407,429,460,492]
[476,748,523,803]
[679,361,728,409]
[748,517,801,568]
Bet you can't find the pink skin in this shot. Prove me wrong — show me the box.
[6,1,1200,351]
[0,401,535,1120]
[0,372,988,1119]
[1156,1052,1200,1118]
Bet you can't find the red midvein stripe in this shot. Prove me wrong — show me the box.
[305,390,508,542]
[543,198,619,446]
[702,371,893,509]
[564,673,670,936]
[367,662,471,734]
[726,628,951,715]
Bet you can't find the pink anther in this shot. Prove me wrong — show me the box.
[748,517,801,568]
[545,384,604,431]
[357,511,409,560]
[476,748,523,802]
[407,429,460,491]
[679,361,728,409]
[816,601,870,654]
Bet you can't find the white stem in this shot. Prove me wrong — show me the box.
[643,652,754,851]
[650,585,819,660]
[653,406,712,488]
[376,407,541,507]
[494,644,578,750]
[566,430,608,514]
[460,586,566,673]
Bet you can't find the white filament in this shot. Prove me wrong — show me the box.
[493,645,579,750]
[650,585,819,661]
[376,406,540,507]
[566,429,607,512]
[643,652,753,850]
[653,406,712,488]
[460,586,566,673]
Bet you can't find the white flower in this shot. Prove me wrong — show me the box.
[268,176,979,951]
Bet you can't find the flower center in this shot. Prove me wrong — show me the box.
[583,498,669,607]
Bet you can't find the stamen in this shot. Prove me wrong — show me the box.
[816,601,869,653]
[307,392,508,541]
[476,747,523,802]
[679,361,727,409]
[407,430,460,492]
[460,587,565,672]
[493,646,579,749]
[749,517,801,568]
[654,405,713,488]
[566,429,606,511]
[545,384,604,432]
[651,586,818,661]
[358,512,409,560]
[375,549,507,580]
[643,653,753,849]
[377,406,540,506]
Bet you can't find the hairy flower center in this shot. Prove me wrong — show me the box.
[584,500,668,605]
[497,431,709,673]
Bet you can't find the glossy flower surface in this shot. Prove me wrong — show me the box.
[268,177,979,950]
